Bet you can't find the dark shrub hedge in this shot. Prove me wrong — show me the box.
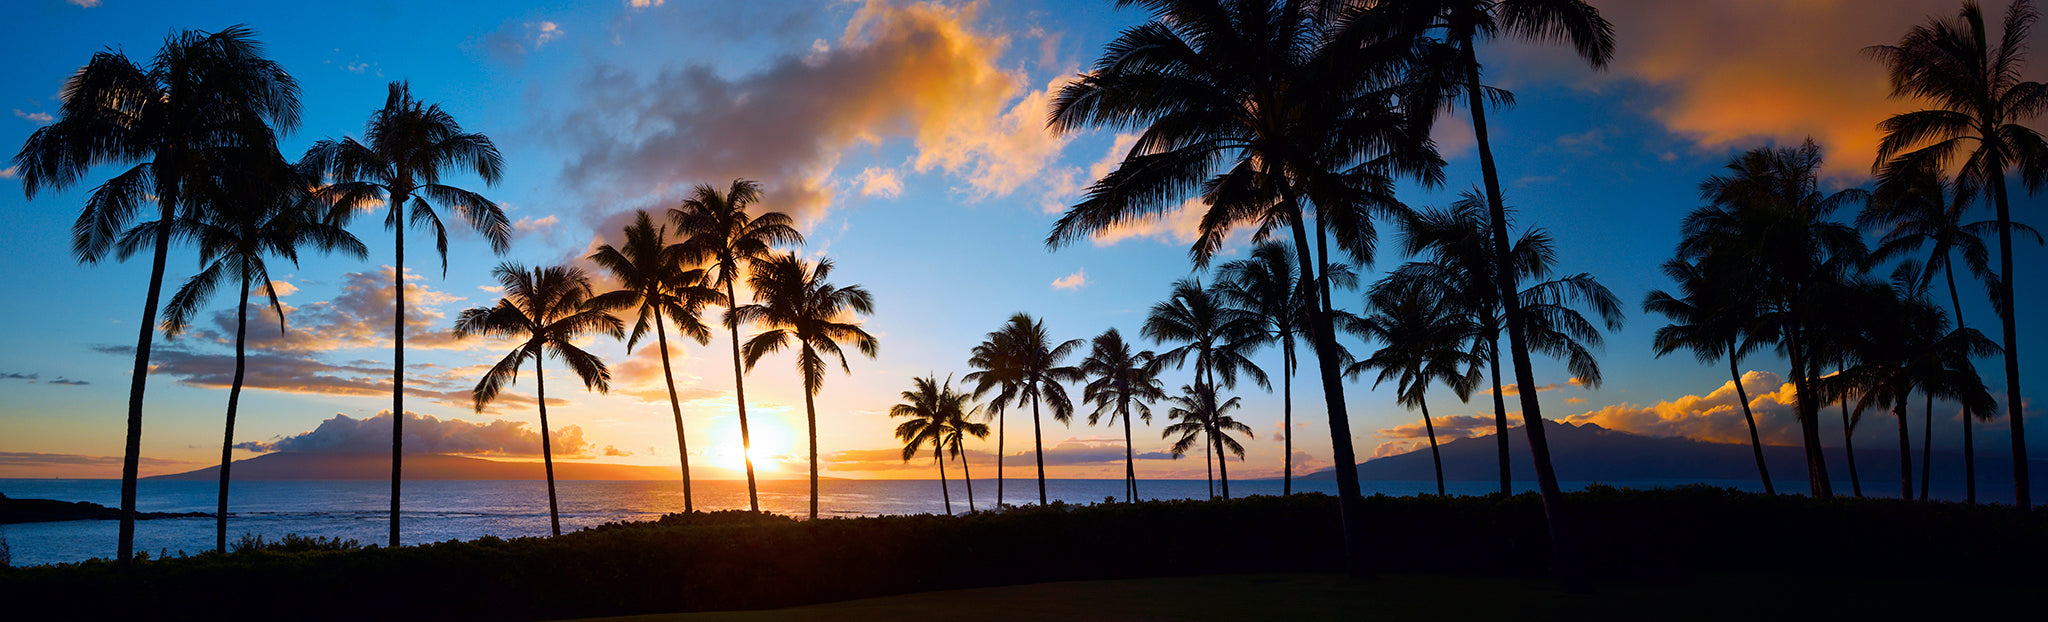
[0,487,2040,621]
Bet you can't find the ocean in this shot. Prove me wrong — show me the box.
[3,476,1784,567]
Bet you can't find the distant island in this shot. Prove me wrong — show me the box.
[0,492,208,524]
[144,452,805,481]
[1306,421,2047,493]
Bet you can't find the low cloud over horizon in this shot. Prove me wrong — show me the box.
[236,411,591,458]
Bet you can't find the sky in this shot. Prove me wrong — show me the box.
[0,0,2043,484]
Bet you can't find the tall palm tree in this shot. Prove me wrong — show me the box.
[1643,257,1776,495]
[1382,196,1623,496]
[12,24,299,565]
[302,81,508,547]
[1349,284,1482,496]
[736,253,877,520]
[155,152,363,552]
[1869,0,2047,508]
[1162,383,1255,499]
[1145,278,1270,501]
[588,210,725,512]
[1682,141,1867,498]
[940,392,991,513]
[671,179,804,512]
[1217,242,1308,495]
[964,314,1084,507]
[1374,0,1614,584]
[1079,328,1166,502]
[1046,0,1441,573]
[891,375,984,515]
[454,264,624,537]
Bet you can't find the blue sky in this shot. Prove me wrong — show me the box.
[1,0,2042,482]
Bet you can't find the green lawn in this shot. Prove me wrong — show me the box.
[565,572,2022,621]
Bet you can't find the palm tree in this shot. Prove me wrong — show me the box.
[1643,257,1776,495]
[12,25,299,565]
[1079,328,1166,502]
[1217,242,1309,495]
[1373,0,1614,584]
[1046,0,1442,572]
[1349,284,1482,496]
[891,375,984,515]
[940,392,992,512]
[736,253,877,520]
[1685,142,1868,499]
[1145,278,1269,501]
[964,314,1084,507]
[302,81,508,547]
[454,264,624,537]
[671,179,804,512]
[1382,196,1622,496]
[1869,0,2047,508]
[1161,383,1255,499]
[154,152,363,552]
[588,210,725,512]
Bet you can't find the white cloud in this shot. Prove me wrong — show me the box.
[13,109,53,124]
[854,166,904,199]
[67,0,100,7]
[0,166,19,180]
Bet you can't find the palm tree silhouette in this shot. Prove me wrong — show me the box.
[671,180,804,512]
[736,253,877,520]
[1079,328,1166,502]
[1217,242,1309,495]
[1145,278,1269,501]
[965,314,1083,507]
[1860,170,2029,502]
[942,399,992,513]
[589,210,726,512]
[12,24,299,565]
[891,375,985,515]
[1644,257,1776,495]
[1162,384,1254,499]
[1869,0,2048,507]
[1683,141,1866,498]
[455,264,623,536]
[1046,1,1441,572]
[302,81,508,547]
[156,152,364,552]
[1377,0,1614,585]
[1383,196,1622,494]
[1349,284,1482,496]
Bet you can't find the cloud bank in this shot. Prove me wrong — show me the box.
[237,412,589,458]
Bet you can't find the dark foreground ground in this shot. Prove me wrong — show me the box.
[3,487,2043,621]
[572,572,2036,621]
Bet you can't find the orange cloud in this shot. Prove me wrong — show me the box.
[1560,370,1804,446]
[560,0,1061,226]
[1501,0,2047,177]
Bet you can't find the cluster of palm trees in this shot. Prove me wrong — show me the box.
[12,25,878,562]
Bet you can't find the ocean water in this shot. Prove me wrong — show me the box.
[3,476,1777,567]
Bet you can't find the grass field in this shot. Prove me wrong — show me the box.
[570,572,2032,621]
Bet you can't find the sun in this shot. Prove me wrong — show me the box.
[709,420,788,472]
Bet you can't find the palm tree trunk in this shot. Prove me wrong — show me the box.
[1843,396,1864,498]
[1896,395,1913,500]
[1282,341,1293,496]
[1122,402,1137,502]
[1463,51,1580,589]
[1729,357,1774,495]
[217,272,252,553]
[1944,259,1977,504]
[389,191,409,549]
[654,314,693,512]
[936,445,951,516]
[962,442,975,512]
[1422,398,1445,497]
[116,208,174,567]
[1920,392,1932,501]
[996,408,1006,508]
[1489,342,1511,495]
[1276,188,1366,577]
[1990,171,2028,509]
[1030,389,1047,506]
[536,354,561,537]
[1204,425,1214,499]
[1787,327,1833,497]
[725,279,760,512]
[1215,425,1231,501]
[805,378,820,520]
